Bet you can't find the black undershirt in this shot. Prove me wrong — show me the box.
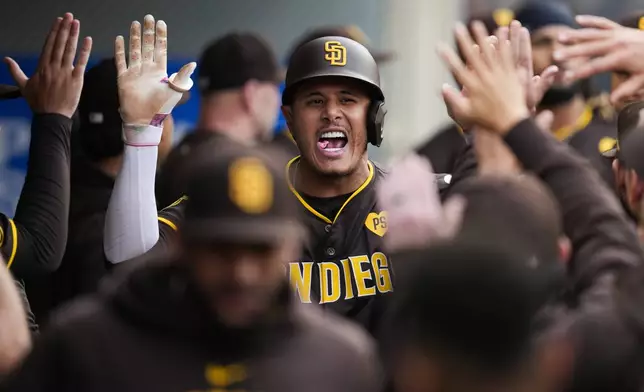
[301,192,352,221]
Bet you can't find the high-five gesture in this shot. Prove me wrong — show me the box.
[4,13,92,118]
[496,21,558,113]
[438,21,530,135]
[556,15,644,105]
[115,14,196,132]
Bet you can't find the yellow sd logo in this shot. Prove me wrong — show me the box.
[228,157,273,214]
[639,16,644,30]
[365,211,388,237]
[324,40,347,66]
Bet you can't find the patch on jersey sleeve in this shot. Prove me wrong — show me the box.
[365,211,388,237]
[598,137,617,154]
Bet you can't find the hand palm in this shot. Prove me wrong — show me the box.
[115,15,195,125]
[118,63,174,124]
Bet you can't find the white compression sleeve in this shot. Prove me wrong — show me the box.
[104,125,162,264]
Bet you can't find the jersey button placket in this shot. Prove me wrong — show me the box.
[326,247,336,257]
[324,224,332,233]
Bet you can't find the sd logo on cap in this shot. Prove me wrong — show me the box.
[324,40,347,66]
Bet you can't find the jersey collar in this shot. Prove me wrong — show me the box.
[286,156,374,224]
[552,105,594,142]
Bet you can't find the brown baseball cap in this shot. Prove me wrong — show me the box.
[182,144,305,245]
[198,32,281,95]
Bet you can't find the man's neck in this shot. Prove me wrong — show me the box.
[197,102,258,146]
[544,96,587,134]
[294,156,371,198]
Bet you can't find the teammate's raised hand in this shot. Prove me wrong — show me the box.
[4,13,92,118]
[438,21,530,135]
[377,154,465,251]
[496,21,558,112]
[115,14,196,127]
[555,15,644,105]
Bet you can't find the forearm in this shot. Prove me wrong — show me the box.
[11,114,72,276]
[104,125,162,264]
[0,260,32,375]
[504,119,642,291]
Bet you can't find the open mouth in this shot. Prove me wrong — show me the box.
[317,130,348,152]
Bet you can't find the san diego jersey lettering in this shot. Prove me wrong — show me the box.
[286,157,394,333]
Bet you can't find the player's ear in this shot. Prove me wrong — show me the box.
[241,80,260,112]
[281,106,295,139]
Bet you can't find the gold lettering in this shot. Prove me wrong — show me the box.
[319,262,341,304]
[371,252,393,293]
[340,258,355,299]
[350,255,376,297]
[289,262,313,303]
[324,40,347,66]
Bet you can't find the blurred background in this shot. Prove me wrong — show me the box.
[0,0,640,214]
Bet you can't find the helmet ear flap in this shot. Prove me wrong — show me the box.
[367,100,387,147]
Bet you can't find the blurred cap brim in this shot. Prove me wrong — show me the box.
[0,84,21,100]
[182,218,305,245]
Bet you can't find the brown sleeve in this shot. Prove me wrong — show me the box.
[503,118,643,295]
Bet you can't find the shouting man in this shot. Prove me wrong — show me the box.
[104,36,400,335]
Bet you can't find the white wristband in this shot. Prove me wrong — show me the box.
[122,124,163,147]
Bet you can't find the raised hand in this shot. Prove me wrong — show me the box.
[4,13,92,118]
[438,21,530,135]
[555,15,644,105]
[377,154,465,251]
[496,21,558,112]
[115,14,196,128]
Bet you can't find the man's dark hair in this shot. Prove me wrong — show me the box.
[392,242,555,376]
[451,175,563,268]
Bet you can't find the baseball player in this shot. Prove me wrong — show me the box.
[104,34,407,335]
[0,13,93,332]
[513,1,617,188]
[271,25,393,157]
[1,144,381,392]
